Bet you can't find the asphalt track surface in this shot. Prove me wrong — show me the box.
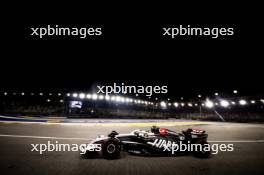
[0,119,264,175]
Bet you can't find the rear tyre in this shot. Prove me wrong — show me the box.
[102,138,121,159]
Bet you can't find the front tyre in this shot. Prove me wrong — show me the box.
[193,140,211,158]
[102,138,121,159]
[82,150,98,159]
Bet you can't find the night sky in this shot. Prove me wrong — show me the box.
[1,2,263,99]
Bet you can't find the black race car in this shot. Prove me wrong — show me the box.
[82,126,211,159]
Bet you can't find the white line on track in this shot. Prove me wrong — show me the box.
[0,134,91,141]
[209,140,264,143]
[1,134,264,143]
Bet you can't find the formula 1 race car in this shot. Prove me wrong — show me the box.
[82,126,211,159]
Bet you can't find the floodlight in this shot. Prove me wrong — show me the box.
[58,93,61,96]
[181,103,185,107]
[98,95,104,100]
[92,94,98,100]
[86,94,92,99]
[239,99,247,105]
[220,100,229,107]
[205,100,214,108]
[111,96,116,101]
[115,96,121,102]
[231,101,236,105]
[66,93,70,97]
[105,95,110,101]
[188,103,193,107]
[40,93,44,96]
[198,95,202,98]
[215,93,218,96]
[174,102,179,107]
[79,93,85,99]
[21,92,25,96]
[72,93,78,98]
[251,100,255,104]
[233,90,238,94]
[120,97,125,103]
[160,101,167,108]
[168,103,172,106]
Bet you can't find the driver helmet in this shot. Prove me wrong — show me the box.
[151,126,159,133]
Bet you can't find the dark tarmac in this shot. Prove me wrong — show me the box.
[0,121,264,175]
